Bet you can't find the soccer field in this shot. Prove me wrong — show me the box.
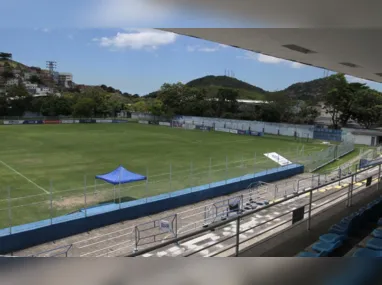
[0,123,324,228]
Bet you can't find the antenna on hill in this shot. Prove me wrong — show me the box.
[46,61,57,75]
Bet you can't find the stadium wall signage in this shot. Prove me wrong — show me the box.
[96,119,113,123]
[112,120,129,123]
[250,131,264,136]
[171,121,183,128]
[79,119,96,124]
[237,130,250,135]
[159,122,171,127]
[195,125,211,131]
[229,129,238,134]
[214,127,231,133]
[3,120,24,125]
[44,120,60,124]
[60,119,80,124]
[23,120,44,124]
[138,120,149,124]
[148,121,159,125]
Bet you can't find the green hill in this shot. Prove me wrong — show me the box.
[186,75,268,100]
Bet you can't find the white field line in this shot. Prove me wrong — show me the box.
[1,144,319,192]
[0,151,300,204]
[0,160,49,194]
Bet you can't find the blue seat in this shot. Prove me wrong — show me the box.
[352,248,382,257]
[296,251,321,257]
[366,238,382,250]
[312,240,342,255]
[372,228,382,238]
[320,233,346,243]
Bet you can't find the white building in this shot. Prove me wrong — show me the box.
[35,87,53,96]
[59,72,73,88]
[349,130,382,146]
[23,72,32,80]
[6,78,19,86]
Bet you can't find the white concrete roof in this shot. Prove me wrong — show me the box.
[161,28,382,83]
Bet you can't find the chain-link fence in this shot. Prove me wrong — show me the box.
[296,141,355,172]
[0,145,319,230]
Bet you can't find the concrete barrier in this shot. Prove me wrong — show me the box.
[0,164,303,254]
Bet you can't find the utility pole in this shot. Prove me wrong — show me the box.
[46,61,57,75]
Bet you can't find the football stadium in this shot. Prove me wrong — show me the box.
[0,121,325,228]
[0,115,377,259]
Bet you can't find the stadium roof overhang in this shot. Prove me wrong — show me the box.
[161,28,382,83]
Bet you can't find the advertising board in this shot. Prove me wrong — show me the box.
[3,120,24,125]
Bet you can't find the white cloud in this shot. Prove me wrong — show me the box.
[291,62,304,69]
[186,43,229,53]
[345,75,369,84]
[218,44,230,48]
[80,0,171,28]
[238,51,305,69]
[94,29,177,50]
[257,54,284,64]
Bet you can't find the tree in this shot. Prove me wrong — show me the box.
[72,98,95,117]
[131,100,149,113]
[323,74,349,129]
[216,88,239,116]
[40,96,73,116]
[6,85,31,116]
[352,90,382,128]
[1,62,14,80]
[81,87,111,117]
[157,82,186,115]
[323,74,369,128]
[29,75,43,85]
[294,105,320,124]
[149,99,165,117]
[0,52,12,60]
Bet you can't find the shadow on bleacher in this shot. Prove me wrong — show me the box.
[296,195,382,257]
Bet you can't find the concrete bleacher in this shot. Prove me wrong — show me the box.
[238,177,382,257]
[296,183,382,257]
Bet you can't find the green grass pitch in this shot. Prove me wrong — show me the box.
[0,123,325,228]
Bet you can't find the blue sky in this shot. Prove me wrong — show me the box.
[1,1,381,95]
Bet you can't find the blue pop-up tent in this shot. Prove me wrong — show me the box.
[95,165,147,205]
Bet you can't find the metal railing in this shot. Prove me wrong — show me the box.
[27,244,73,257]
[127,163,382,257]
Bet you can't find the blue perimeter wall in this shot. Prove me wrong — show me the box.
[0,164,303,254]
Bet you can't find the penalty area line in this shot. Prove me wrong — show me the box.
[0,160,49,194]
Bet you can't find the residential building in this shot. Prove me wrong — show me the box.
[35,87,53,96]
[59,72,73,88]
[23,72,32,80]
[6,78,19,86]
[24,82,38,94]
